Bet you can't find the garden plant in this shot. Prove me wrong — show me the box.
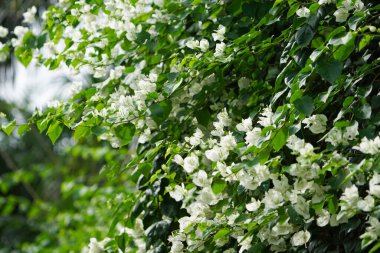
[0,0,380,252]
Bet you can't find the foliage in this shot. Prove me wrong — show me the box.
[1,0,380,252]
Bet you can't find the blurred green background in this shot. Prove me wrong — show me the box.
[0,2,133,252]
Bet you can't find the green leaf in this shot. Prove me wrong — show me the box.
[195,108,211,126]
[149,100,172,125]
[287,3,300,18]
[328,196,338,214]
[91,126,107,136]
[114,123,135,147]
[272,127,289,151]
[348,12,365,31]
[17,123,30,136]
[361,236,374,249]
[293,96,314,116]
[295,25,314,48]
[316,57,343,84]
[213,228,230,241]
[359,34,372,51]
[369,242,380,253]
[37,118,49,133]
[74,125,91,140]
[14,46,33,67]
[212,179,226,194]
[354,103,371,119]
[47,121,64,144]
[2,120,16,136]
[333,33,356,61]
[329,31,352,45]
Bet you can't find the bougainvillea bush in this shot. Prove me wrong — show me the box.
[1,0,380,252]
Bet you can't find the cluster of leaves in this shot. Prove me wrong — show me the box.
[1,0,380,252]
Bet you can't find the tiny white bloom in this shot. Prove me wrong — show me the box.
[296,7,310,18]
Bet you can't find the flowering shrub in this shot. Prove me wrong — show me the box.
[1,0,380,252]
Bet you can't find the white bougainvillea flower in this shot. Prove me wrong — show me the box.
[316,209,330,227]
[0,26,8,38]
[220,132,237,151]
[23,6,37,24]
[167,184,187,202]
[170,240,184,253]
[343,121,359,140]
[192,170,211,187]
[296,7,310,17]
[258,106,273,127]
[318,0,336,4]
[357,195,375,212]
[302,114,327,134]
[88,237,111,253]
[246,198,261,212]
[199,39,209,52]
[340,184,360,214]
[291,230,311,246]
[186,39,199,50]
[236,118,252,132]
[353,136,380,155]
[369,173,380,197]
[214,42,226,57]
[360,217,380,242]
[262,189,284,210]
[334,8,350,23]
[287,135,314,155]
[173,154,184,166]
[325,127,343,146]
[183,153,199,173]
[205,146,229,162]
[212,25,226,42]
